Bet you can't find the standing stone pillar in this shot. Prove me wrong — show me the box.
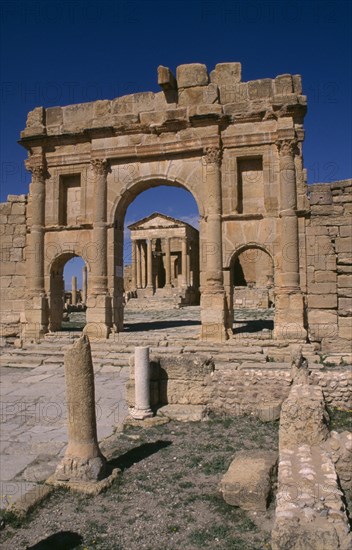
[24,159,48,340]
[71,276,77,306]
[141,241,147,289]
[53,335,107,482]
[181,237,188,288]
[147,238,153,291]
[131,240,137,290]
[274,139,306,341]
[136,241,141,289]
[130,346,153,420]
[82,266,88,304]
[85,159,111,339]
[200,146,228,342]
[165,237,172,287]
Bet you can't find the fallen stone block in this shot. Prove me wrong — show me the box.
[157,404,209,422]
[219,450,278,512]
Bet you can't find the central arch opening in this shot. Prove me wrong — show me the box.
[49,254,88,332]
[231,245,275,336]
[113,182,202,333]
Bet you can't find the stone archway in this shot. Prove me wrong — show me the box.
[109,176,204,333]
[227,243,275,334]
[48,253,88,332]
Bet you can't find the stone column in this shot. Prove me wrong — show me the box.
[130,346,153,420]
[131,240,137,290]
[200,146,228,342]
[85,159,111,339]
[71,276,77,306]
[181,237,188,288]
[54,335,107,482]
[165,237,172,287]
[82,266,88,304]
[274,139,306,341]
[136,241,141,288]
[24,159,48,340]
[141,241,147,289]
[147,238,153,290]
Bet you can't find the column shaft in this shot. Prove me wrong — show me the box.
[71,276,77,305]
[90,159,109,295]
[165,237,171,287]
[181,238,188,288]
[82,266,87,304]
[147,239,153,289]
[136,241,141,288]
[131,240,137,289]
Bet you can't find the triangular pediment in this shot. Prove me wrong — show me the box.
[128,212,192,231]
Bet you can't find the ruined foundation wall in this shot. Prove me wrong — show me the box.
[306,180,352,353]
[210,366,351,415]
[0,194,27,338]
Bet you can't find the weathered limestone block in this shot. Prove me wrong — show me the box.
[176,63,209,88]
[290,345,310,385]
[21,107,45,137]
[219,450,278,512]
[279,385,329,449]
[338,317,352,339]
[158,354,214,381]
[274,74,293,96]
[157,65,177,91]
[54,335,106,483]
[178,84,219,106]
[210,62,242,86]
[324,431,352,498]
[308,294,338,309]
[248,78,273,99]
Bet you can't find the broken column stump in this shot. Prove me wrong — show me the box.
[47,335,119,494]
[129,346,153,420]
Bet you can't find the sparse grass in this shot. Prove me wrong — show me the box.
[328,407,352,432]
[0,417,278,550]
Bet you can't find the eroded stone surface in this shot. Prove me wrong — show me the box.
[219,450,278,511]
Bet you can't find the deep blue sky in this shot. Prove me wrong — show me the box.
[1,0,351,286]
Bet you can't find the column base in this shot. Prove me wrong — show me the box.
[200,289,229,342]
[22,294,48,341]
[274,290,307,341]
[129,407,154,420]
[85,294,112,339]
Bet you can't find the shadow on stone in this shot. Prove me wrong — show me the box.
[124,319,200,331]
[108,440,172,472]
[27,530,83,549]
[233,319,274,334]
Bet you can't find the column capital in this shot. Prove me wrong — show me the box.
[90,158,110,176]
[203,146,222,165]
[276,138,298,157]
[25,160,48,181]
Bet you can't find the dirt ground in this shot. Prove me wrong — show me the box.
[1,415,279,550]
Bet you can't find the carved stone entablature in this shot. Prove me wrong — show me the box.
[203,146,222,165]
[90,158,110,176]
[276,138,298,157]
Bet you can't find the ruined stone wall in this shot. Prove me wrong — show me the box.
[306,180,352,353]
[209,366,351,415]
[0,195,27,338]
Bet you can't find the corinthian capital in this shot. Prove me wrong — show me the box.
[203,146,222,165]
[91,158,110,176]
[276,138,298,157]
[25,160,48,181]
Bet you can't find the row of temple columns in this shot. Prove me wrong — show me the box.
[131,237,190,291]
